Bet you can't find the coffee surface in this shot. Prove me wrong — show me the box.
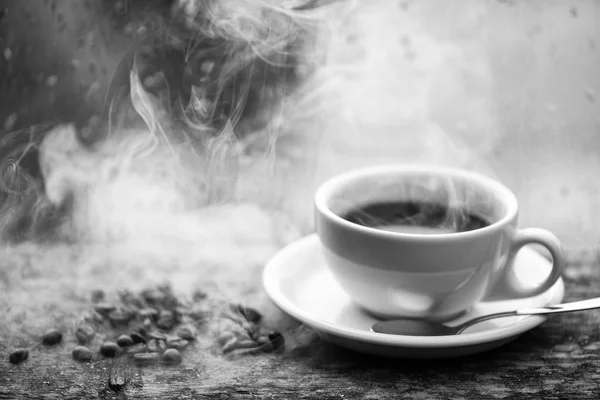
[341,201,490,234]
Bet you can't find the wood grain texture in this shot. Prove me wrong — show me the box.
[2,251,600,400]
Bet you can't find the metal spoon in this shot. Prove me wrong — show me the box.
[371,297,600,336]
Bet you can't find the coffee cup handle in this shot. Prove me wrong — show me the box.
[485,228,565,300]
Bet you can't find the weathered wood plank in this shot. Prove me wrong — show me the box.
[1,251,600,399]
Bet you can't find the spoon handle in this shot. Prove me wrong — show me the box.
[457,297,600,334]
[516,297,600,315]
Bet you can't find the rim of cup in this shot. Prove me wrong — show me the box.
[314,164,519,240]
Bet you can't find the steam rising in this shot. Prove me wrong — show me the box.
[0,0,501,242]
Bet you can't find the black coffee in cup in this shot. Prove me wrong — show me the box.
[341,200,491,234]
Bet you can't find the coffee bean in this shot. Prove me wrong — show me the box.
[267,331,285,352]
[158,310,174,319]
[83,310,105,324]
[142,318,153,330]
[189,306,211,321]
[127,332,145,345]
[161,348,182,364]
[91,289,105,303]
[95,303,116,315]
[133,352,159,364]
[237,305,262,324]
[222,337,239,354]
[176,326,195,341]
[126,343,147,354]
[108,309,133,326]
[236,339,258,350]
[116,335,134,347]
[118,290,144,309]
[222,337,257,354]
[156,340,166,352]
[147,339,158,353]
[138,308,158,320]
[156,311,175,330]
[245,323,260,341]
[166,337,189,350]
[100,342,120,358]
[217,331,236,346]
[141,289,165,307]
[256,338,275,353]
[163,294,179,310]
[134,326,148,337]
[72,346,93,362]
[42,329,63,346]
[173,307,187,322]
[75,325,95,345]
[148,331,166,341]
[9,348,28,364]
[147,339,165,353]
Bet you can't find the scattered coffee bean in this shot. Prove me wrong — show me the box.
[156,284,178,309]
[158,310,174,320]
[245,324,260,341]
[157,338,168,350]
[267,331,285,352]
[148,331,166,341]
[91,289,105,303]
[237,339,259,350]
[126,343,147,354]
[222,337,238,354]
[134,326,148,337]
[156,311,175,330]
[142,318,153,330]
[166,337,189,350]
[147,339,166,353]
[176,326,196,341]
[236,305,262,324]
[72,346,93,362]
[223,338,259,355]
[138,308,158,320]
[147,339,158,353]
[173,307,187,322]
[100,342,120,358]
[108,309,133,326]
[255,336,276,353]
[118,290,144,309]
[75,325,95,345]
[141,288,165,306]
[129,332,146,344]
[95,303,116,315]
[9,348,28,364]
[217,331,236,346]
[189,306,211,321]
[162,348,182,364]
[83,310,105,324]
[116,335,134,347]
[133,352,159,364]
[163,295,179,310]
[42,329,63,346]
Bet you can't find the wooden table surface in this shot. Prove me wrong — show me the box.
[1,246,600,400]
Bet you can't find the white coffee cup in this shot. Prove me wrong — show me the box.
[314,164,564,321]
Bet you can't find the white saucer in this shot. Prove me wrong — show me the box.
[262,234,565,358]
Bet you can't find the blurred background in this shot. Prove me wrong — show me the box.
[0,0,598,248]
